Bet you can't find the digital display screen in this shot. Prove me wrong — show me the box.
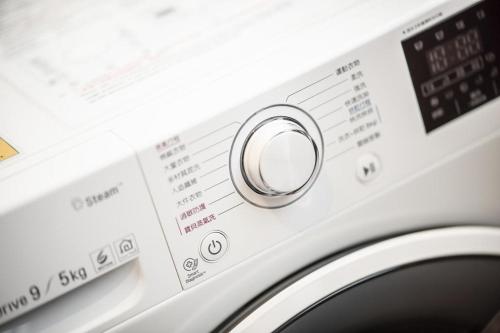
[402,0,500,133]
[426,28,483,75]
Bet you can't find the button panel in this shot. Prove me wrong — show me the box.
[135,0,500,291]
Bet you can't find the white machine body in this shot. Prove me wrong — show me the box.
[0,0,499,332]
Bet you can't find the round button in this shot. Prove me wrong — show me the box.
[199,231,228,262]
[242,118,318,196]
[356,153,381,183]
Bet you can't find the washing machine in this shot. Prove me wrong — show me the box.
[1,0,500,332]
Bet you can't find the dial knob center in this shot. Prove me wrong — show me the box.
[229,105,323,208]
[242,118,318,196]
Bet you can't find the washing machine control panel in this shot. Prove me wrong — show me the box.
[136,0,500,290]
[131,0,500,290]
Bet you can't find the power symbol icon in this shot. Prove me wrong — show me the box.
[200,231,228,262]
[208,240,222,255]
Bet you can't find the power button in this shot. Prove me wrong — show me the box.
[199,231,229,262]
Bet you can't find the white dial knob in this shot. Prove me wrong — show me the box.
[242,118,318,196]
[230,105,323,208]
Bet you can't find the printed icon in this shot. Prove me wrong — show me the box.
[356,153,381,183]
[90,245,115,273]
[456,20,465,31]
[431,108,445,120]
[474,75,484,86]
[485,52,496,63]
[97,250,107,264]
[199,231,229,262]
[362,163,376,177]
[208,240,222,255]
[183,258,199,272]
[435,30,444,41]
[430,97,440,108]
[491,67,498,79]
[71,198,84,211]
[476,9,486,20]
[119,240,133,253]
[444,90,454,100]
[414,40,424,52]
[113,234,139,261]
[470,89,483,100]
[460,82,469,93]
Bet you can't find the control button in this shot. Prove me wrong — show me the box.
[470,89,483,100]
[474,75,484,86]
[431,108,445,121]
[485,52,496,63]
[491,67,499,78]
[242,117,318,196]
[200,231,228,262]
[434,30,444,41]
[455,20,465,31]
[476,9,486,20]
[356,153,381,183]
[430,97,439,107]
[460,82,469,93]
[414,41,423,52]
[444,90,454,100]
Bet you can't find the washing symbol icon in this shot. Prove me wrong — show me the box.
[96,250,108,264]
[90,245,115,273]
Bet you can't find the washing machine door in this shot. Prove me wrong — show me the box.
[225,226,500,333]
